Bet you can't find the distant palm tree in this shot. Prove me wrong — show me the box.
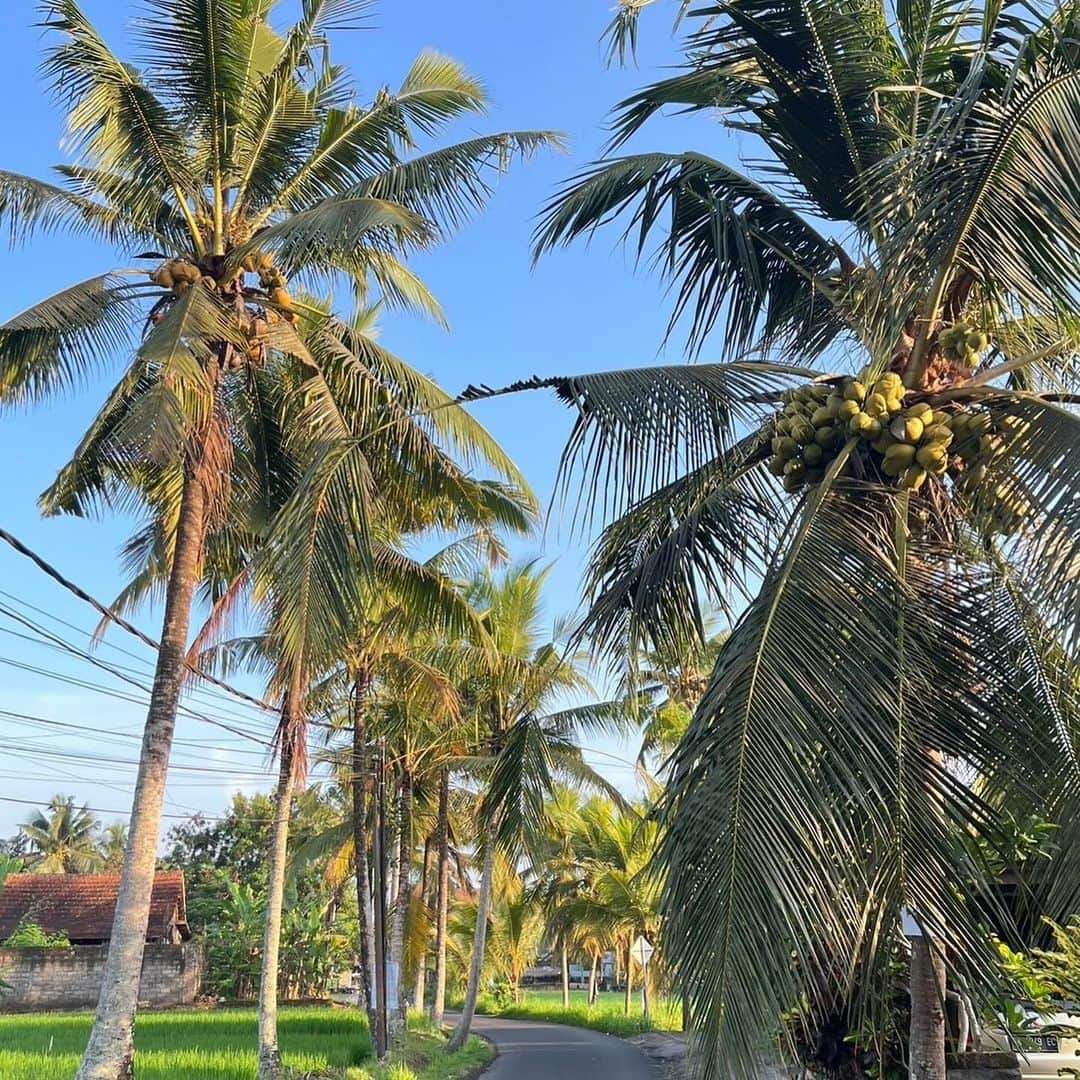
[21,795,103,874]
[99,824,128,872]
[0,3,555,1075]
[188,299,527,1069]
[448,563,630,1050]
[535,794,661,1016]
[631,626,727,770]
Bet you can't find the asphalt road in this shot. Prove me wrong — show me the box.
[468,1015,661,1079]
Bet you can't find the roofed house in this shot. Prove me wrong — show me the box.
[0,871,201,1012]
[0,871,191,946]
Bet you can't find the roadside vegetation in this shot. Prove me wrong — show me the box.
[470,989,682,1038]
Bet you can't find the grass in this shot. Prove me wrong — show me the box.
[473,988,682,1037]
[0,1006,491,1080]
[353,1018,492,1080]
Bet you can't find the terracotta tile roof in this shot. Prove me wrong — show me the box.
[0,871,190,944]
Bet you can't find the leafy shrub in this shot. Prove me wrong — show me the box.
[2,918,71,949]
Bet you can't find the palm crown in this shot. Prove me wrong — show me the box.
[21,794,104,875]
[493,1,1080,1077]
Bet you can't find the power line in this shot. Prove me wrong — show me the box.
[0,588,275,726]
[0,526,280,716]
[0,595,275,740]
[0,707,270,760]
[0,647,273,747]
[0,793,277,824]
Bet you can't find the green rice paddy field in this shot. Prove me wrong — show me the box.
[0,1006,370,1080]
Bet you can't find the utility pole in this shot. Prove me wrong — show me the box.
[373,736,389,1059]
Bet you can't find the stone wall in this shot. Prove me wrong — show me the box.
[0,942,203,1012]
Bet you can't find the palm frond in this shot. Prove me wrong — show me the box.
[0,274,138,405]
[133,0,250,188]
[534,152,841,355]
[0,170,147,248]
[661,485,1039,1078]
[464,361,817,529]
[879,53,1080,327]
[230,195,434,277]
[603,0,690,66]
[361,131,564,237]
[578,433,784,656]
[40,0,199,231]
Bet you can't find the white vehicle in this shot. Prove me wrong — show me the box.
[981,1007,1079,1079]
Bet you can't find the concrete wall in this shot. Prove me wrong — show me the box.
[0,942,203,1012]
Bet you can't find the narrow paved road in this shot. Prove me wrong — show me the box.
[468,1015,660,1079]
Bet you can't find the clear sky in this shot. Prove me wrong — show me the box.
[0,0,724,840]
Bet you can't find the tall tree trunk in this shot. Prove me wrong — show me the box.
[561,939,570,1007]
[373,737,389,1059]
[390,768,413,1029]
[258,681,303,1080]
[447,815,497,1052]
[350,670,375,1032]
[412,836,433,1011]
[430,768,451,1030]
[910,935,947,1080]
[76,448,209,1080]
[624,939,633,1017]
[587,951,598,1006]
[910,746,948,1080]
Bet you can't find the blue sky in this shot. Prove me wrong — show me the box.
[0,1,725,839]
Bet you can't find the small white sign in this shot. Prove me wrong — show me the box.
[633,935,655,967]
[900,908,924,938]
[386,960,399,1004]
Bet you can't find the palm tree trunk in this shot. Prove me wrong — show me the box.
[258,683,303,1080]
[430,768,451,1030]
[910,934,947,1080]
[910,746,948,1080]
[587,952,598,1006]
[351,670,376,1033]
[447,815,497,1052]
[76,451,209,1080]
[412,836,433,1011]
[561,939,570,1007]
[624,940,633,1017]
[389,768,413,1028]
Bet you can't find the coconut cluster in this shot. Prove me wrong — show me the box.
[767,371,1031,535]
[939,321,988,369]
[768,370,910,491]
[950,411,1032,534]
[237,252,295,322]
[148,250,298,374]
[148,259,203,291]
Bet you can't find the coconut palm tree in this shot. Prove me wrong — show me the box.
[447,563,632,1050]
[171,322,529,1071]
[20,795,104,874]
[0,4,554,1074]
[99,824,129,872]
[532,793,661,1016]
[461,3,1080,1078]
[630,624,727,770]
